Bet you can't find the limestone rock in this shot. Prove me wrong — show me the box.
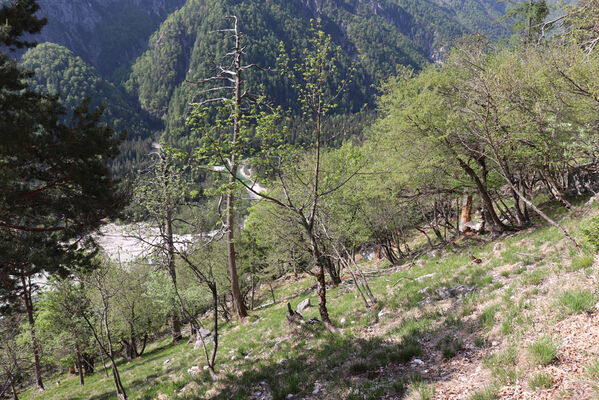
[297,298,311,314]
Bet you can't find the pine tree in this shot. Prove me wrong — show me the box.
[0,0,125,392]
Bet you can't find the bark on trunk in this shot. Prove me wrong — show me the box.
[457,158,511,233]
[227,20,248,320]
[75,343,84,386]
[20,273,44,392]
[542,170,573,209]
[11,382,18,400]
[164,209,182,342]
[104,312,127,399]
[310,241,334,331]
[460,195,473,233]
[324,256,341,286]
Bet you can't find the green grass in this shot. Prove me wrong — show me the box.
[483,345,520,384]
[412,381,436,400]
[438,335,463,360]
[566,254,594,271]
[469,384,499,400]
[18,202,598,400]
[585,359,599,380]
[529,336,558,366]
[530,372,553,390]
[523,269,548,286]
[557,289,597,314]
[479,304,500,330]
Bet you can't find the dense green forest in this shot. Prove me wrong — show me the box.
[20,43,161,176]
[126,0,508,140]
[6,0,599,399]
[15,0,510,162]
[19,0,186,79]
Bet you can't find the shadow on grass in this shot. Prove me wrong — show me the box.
[188,310,491,400]
[117,339,183,373]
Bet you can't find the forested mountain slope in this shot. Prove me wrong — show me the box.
[20,43,161,176]
[28,0,186,79]
[126,0,508,139]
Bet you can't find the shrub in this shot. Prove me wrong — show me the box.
[582,215,599,251]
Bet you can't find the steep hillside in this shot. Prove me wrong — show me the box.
[19,197,599,400]
[20,43,161,176]
[126,0,508,138]
[29,0,186,79]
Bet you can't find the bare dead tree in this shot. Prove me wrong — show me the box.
[188,15,277,320]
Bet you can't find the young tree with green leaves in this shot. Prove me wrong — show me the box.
[224,20,363,330]
[35,280,97,386]
[130,145,195,342]
[0,315,28,400]
[503,0,550,43]
[71,261,128,400]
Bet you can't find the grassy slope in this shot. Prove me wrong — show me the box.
[22,198,599,400]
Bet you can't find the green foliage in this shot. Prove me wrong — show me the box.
[582,215,599,252]
[127,0,508,140]
[0,0,125,309]
[20,42,160,176]
[34,281,95,370]
[586,358,599,380]
[502,0,550,43]
[567,254,594,271]
[469,385,499,400]
[483,345,519,384]
[479,304,500,330]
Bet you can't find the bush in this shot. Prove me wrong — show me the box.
[582,215,599,252]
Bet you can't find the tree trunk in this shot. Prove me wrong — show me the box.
[101,296,127,399]
[209,284,219,371]
[107,335,126,398]
[11,381,18,400]
[460,195,472,233]
[75,343,84,386]
[309,241,334,331]
[250,267,255,311]
[324,256,341,286]
[164,209,182,342]
[20,273,44,392]
[227,20,248,320]
[542,170,573,209]
[457,157,511,233]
